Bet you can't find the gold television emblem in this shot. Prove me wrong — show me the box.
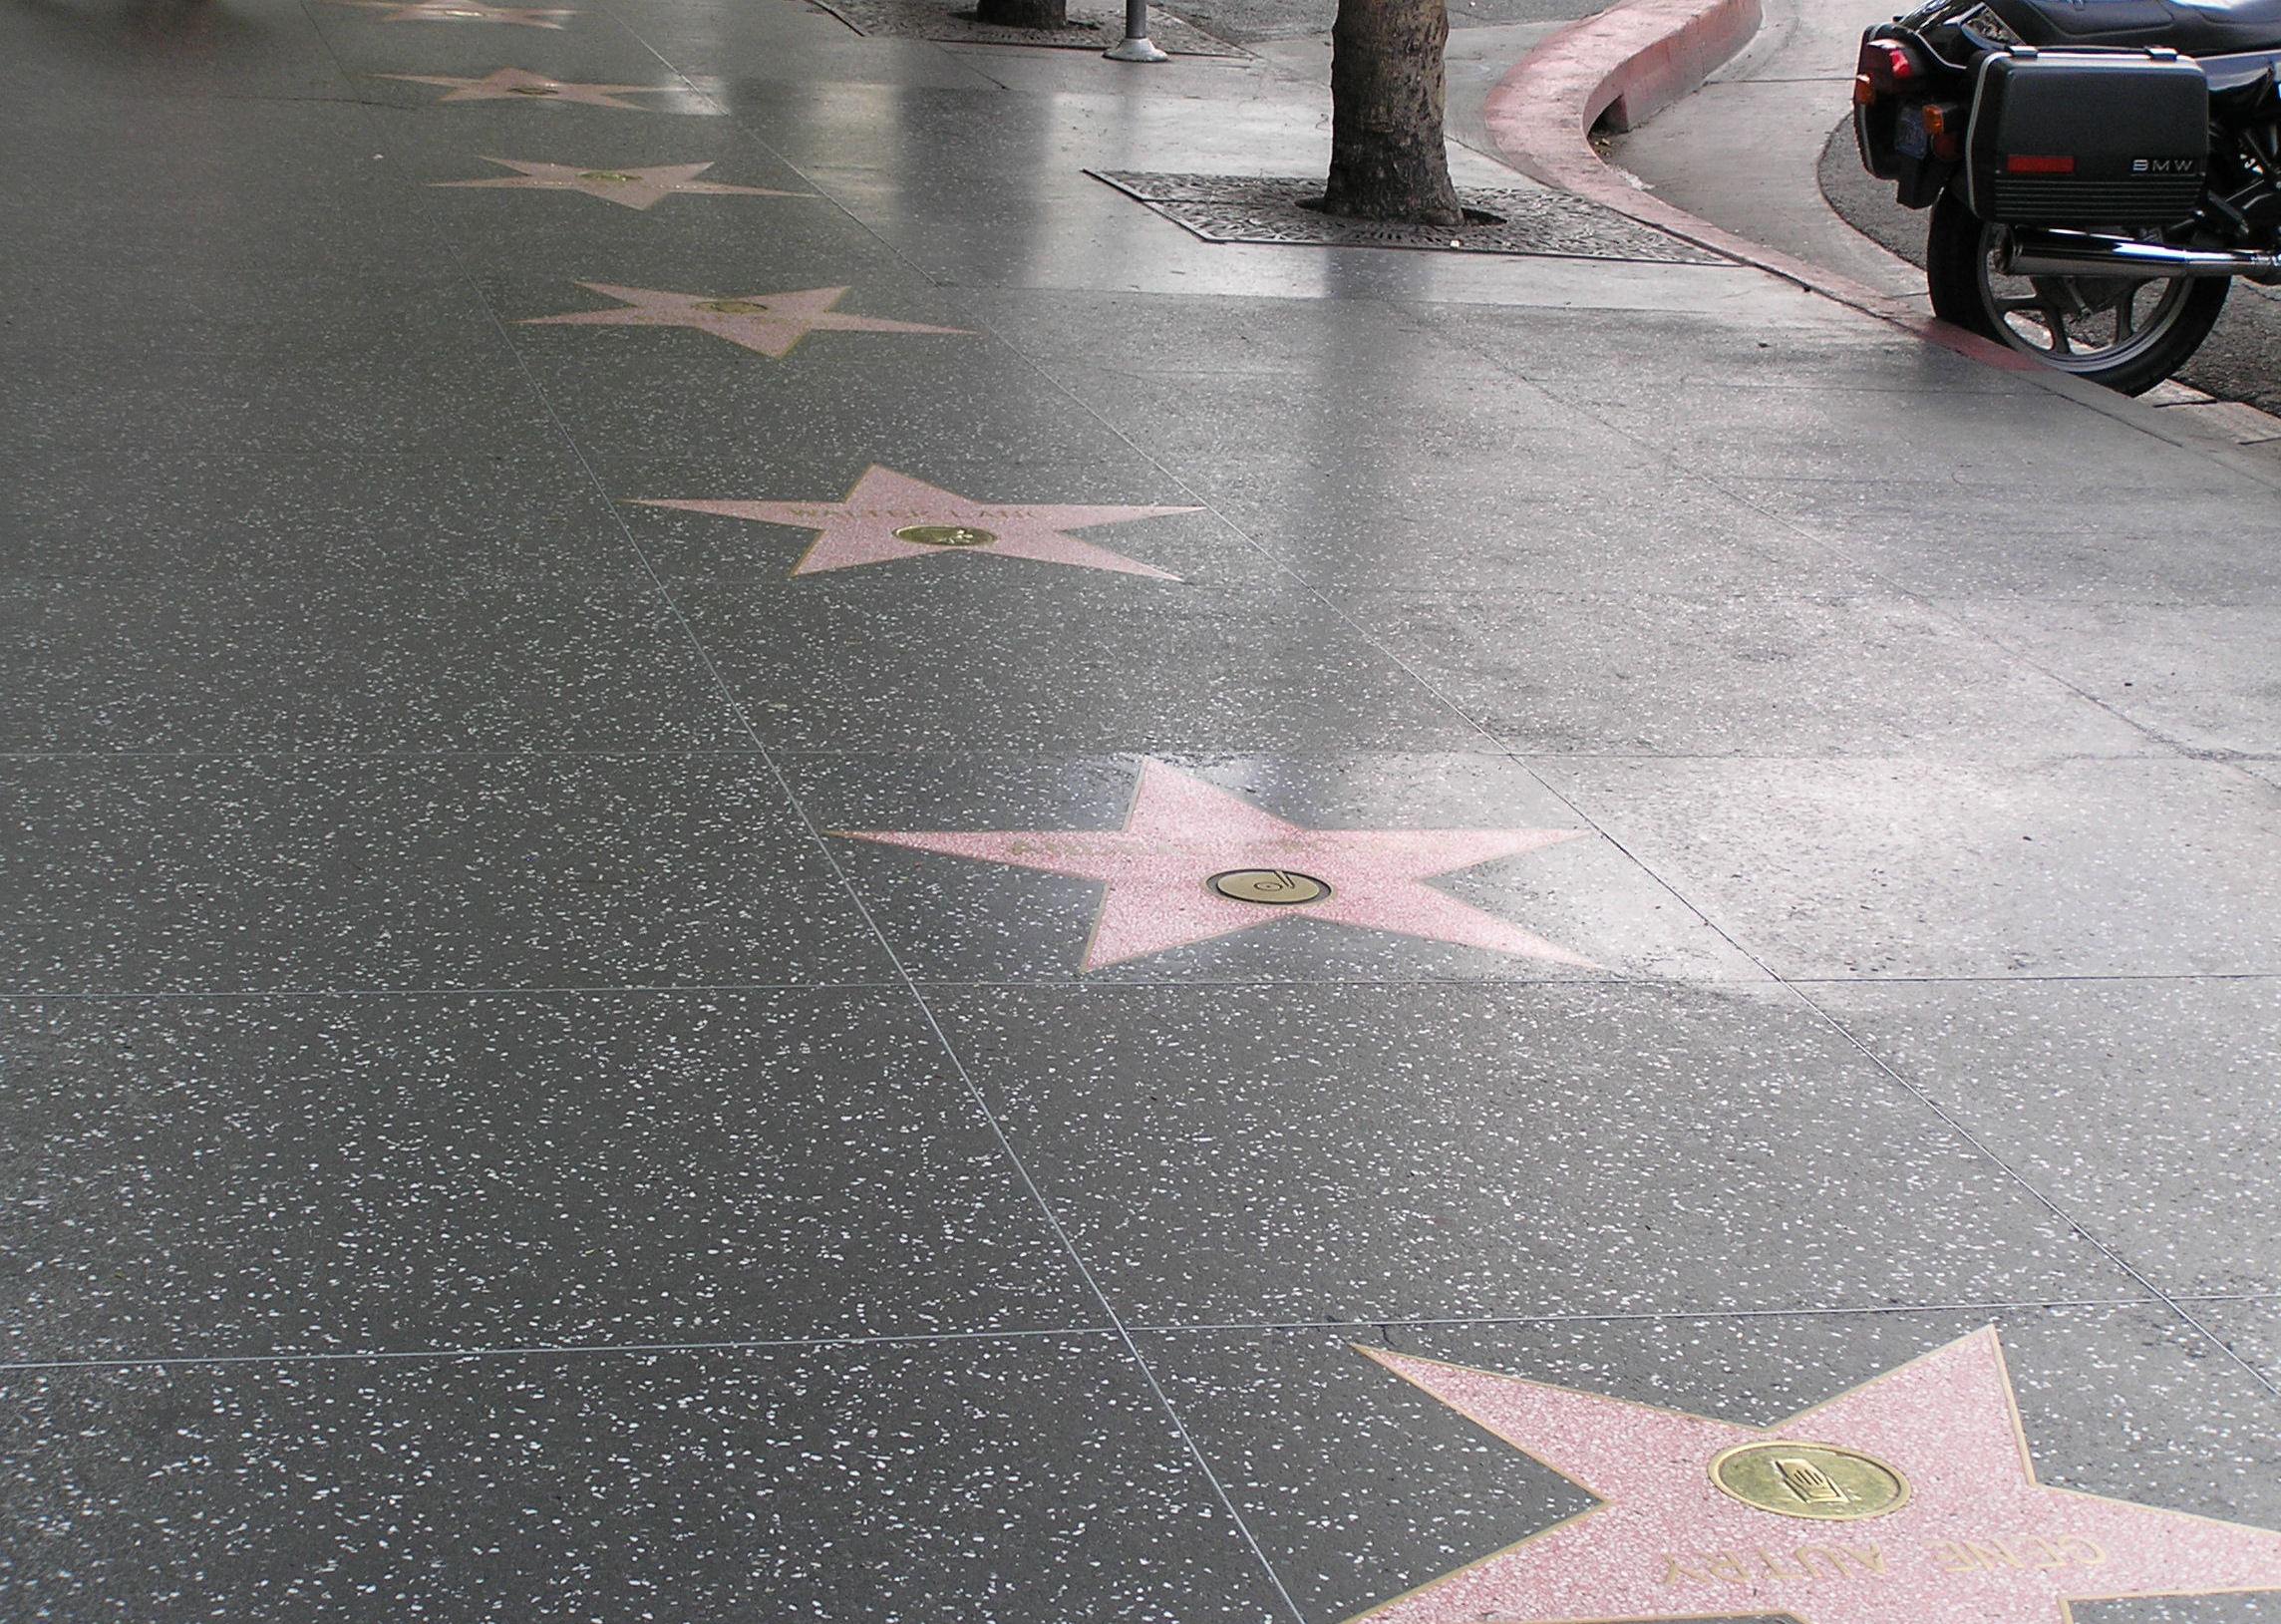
[1709,1442,1911,1521]
[1776,1457,1850,1505]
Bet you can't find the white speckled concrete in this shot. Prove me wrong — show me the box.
[3,0,2279,1616]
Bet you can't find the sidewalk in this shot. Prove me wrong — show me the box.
[1605,0,1920,292]
[4,0,2280,1618]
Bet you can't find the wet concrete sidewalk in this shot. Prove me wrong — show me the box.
[3,0,2280,1618]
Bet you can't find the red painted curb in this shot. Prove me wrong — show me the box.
[1479,0,2042,370]
[1513,0,1764,138]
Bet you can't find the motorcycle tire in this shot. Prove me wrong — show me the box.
[1924,188,2229,396]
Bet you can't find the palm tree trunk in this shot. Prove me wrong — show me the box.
[1320,0,1464,224]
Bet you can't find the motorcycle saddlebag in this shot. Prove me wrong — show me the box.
[1964,48,2209,225]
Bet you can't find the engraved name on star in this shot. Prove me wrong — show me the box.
[433,159,810,211]
[1350,1328,2281,1624]
[836,760,1595,970]
[635,466,1197,578]
[377,68,715,111]
[336,0,576,26]
[519,284,968,358]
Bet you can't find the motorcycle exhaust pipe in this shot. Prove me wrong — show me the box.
[2002,229,2281,281]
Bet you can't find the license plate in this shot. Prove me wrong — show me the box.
[1895,106,1930,160]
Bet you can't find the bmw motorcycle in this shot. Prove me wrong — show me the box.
[1852,0,2281,392]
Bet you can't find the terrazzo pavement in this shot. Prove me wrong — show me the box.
[3,0,2280,1618]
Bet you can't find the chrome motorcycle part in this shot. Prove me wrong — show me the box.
[1927,190,2231,393]
[2002,228,2281,279]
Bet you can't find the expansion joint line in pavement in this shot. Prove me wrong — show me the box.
[941,277,2281,1405]
[11,970,2281,1000]
[1785,978,2281,1401]
[596,0,1013,254]
[7,1291,2243,1376]
[321,49,1309,1624]
[1406,328,2281,1400]
[1415,361,2281,1386]
[236,13,2280,1617]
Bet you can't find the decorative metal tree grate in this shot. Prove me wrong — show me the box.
[1090,171,1726,262]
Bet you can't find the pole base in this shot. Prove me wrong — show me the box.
[1103,35,1170,60]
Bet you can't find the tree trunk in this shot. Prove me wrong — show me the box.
[975,0,1067,27]
[1320,0,1464,225]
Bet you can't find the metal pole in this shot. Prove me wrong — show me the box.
[1103,0,1169,61]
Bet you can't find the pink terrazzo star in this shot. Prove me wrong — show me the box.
[838,760,1594,969]
[378,68,696,110]
[520,284,968,358]
[636,466,1196,578]
[434,158,807,210]
[339,0,576,26]
[1350,1329,2281,1624]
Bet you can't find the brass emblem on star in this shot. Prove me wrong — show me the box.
[507,84,557,95]
[1208,868,1333,905]
[1709,1441,1911,1521]
[577,168,639,182]
[892,523,997,548]
[695,298,768,313]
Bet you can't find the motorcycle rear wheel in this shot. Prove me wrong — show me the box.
[1924,189,2228,396]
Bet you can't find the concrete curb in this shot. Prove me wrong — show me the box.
[1479,0,2038,371]
[1476,0,2281,486]
[1507,0,1765,138]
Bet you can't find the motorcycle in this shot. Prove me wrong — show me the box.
[1851,0,2281,392]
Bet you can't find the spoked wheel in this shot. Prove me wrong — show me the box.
[1924,188,2228,395]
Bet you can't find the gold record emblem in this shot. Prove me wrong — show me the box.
[893,524,997,548]
[1207,868,1332,905]
[1709,1441,1911,1521]
[578,169,640,182]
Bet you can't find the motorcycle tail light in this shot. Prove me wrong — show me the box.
[2003,153,2076,173]
[1855,38,1921,99]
